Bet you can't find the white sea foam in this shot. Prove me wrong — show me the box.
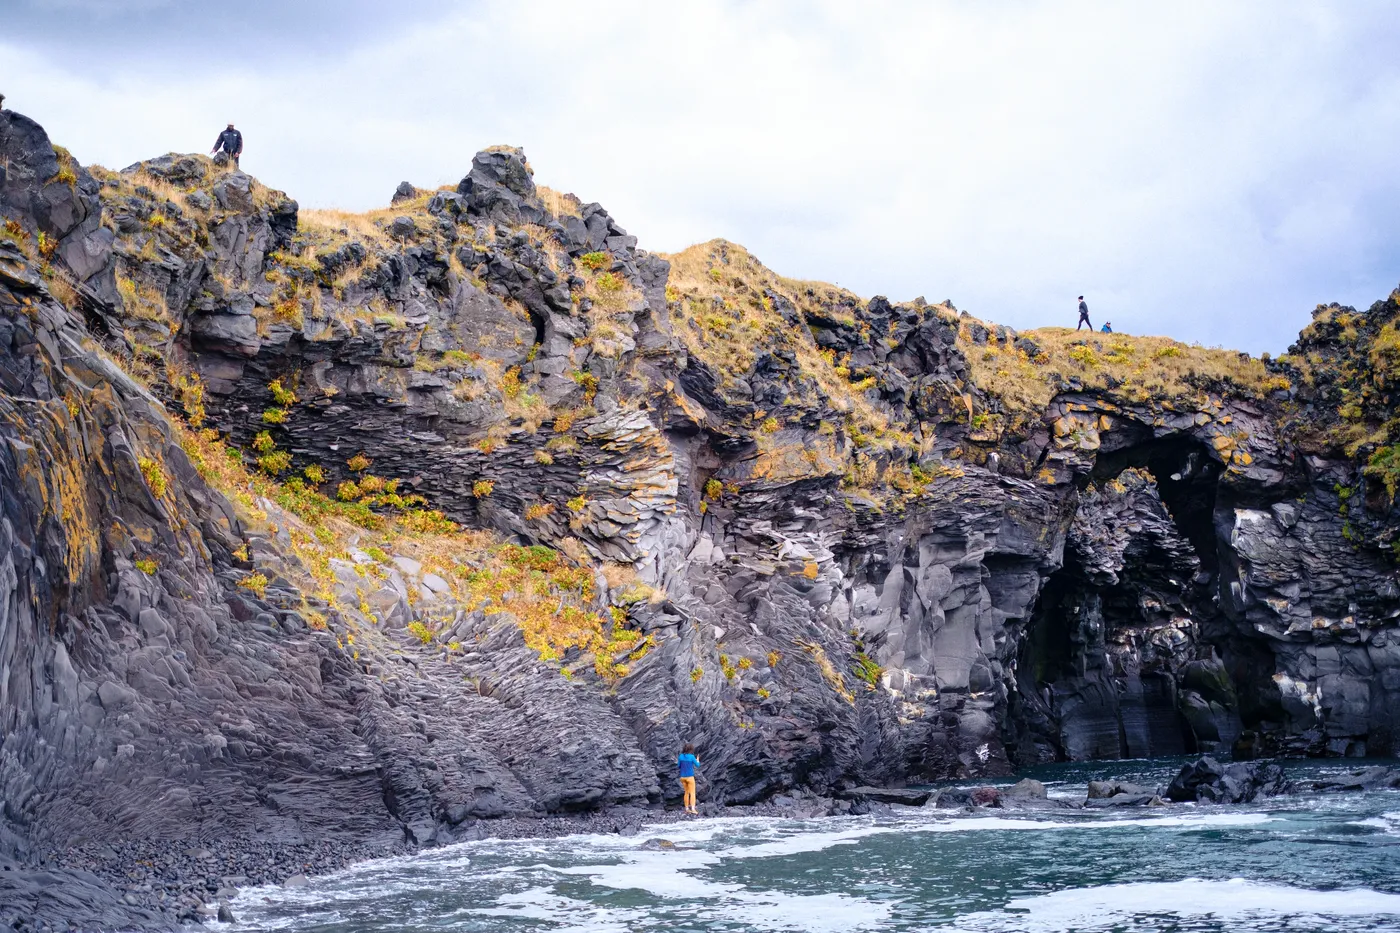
[952,879,1400,932]
[229,794,1394,933]
[471,886,645,932]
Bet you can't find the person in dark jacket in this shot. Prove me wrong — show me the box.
[1076,296,1092,331]
[211,123,243,166]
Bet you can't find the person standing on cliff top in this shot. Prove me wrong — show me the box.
[1077,296,1092,331]
[678,743,701,815]
[211,123,242,167]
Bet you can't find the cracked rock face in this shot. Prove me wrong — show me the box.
[4,105,1400,929]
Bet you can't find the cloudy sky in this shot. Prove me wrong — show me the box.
[6,0,1399,352]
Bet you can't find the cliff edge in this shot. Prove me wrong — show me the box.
[3,107,1400,929]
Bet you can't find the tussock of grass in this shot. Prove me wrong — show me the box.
[537,185,583,219]
[298,207,396,248]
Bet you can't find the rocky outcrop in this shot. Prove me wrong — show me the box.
[1165,756,1289,803]
[5,104,1400,929]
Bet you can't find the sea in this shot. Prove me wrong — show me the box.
[223,758,1400,932]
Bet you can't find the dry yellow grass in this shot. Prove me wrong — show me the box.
[962,324,1285,417]
[174,414,650,678]
[537,185,583,219]
[661,240,905,447]
[298,207,398,247]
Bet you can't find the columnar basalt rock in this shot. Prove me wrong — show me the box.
[4,104,1400,930]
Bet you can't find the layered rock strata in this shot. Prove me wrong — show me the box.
[3,105,1400,928]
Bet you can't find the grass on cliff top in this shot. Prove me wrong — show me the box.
[297,185,454,247]
[661,240,906,450]
[92,153,292,213]
[962,325,1288,415]
[664,240,1285,424]
[1282,294,1400,456]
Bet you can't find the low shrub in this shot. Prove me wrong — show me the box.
[579,251,610,271]
[238,572,269,599]
[268,378,297,406]
[138,457,168,497]
[257,451,292,475]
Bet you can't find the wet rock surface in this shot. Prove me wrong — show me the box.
[1165,756,1290,803]
[4,104,1400,930]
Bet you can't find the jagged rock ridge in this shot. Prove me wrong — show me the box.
[4,105,1400,928]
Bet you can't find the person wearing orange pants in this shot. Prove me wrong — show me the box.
[677,742,701,814]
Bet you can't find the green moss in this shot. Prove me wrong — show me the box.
[853,651,882,688]
[1366,446,1400,501]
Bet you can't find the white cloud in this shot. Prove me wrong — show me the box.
[4,0,1398,352]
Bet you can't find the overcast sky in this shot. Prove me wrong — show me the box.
[5,0,1399,353]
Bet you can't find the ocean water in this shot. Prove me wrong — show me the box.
[224,759,1400,932]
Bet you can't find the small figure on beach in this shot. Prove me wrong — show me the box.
[678,743,700,815]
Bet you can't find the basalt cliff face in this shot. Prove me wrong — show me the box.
[3,107,1400,928]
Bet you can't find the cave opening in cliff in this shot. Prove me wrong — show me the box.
[1012,433,1228,765]
[1090,435,1223,578]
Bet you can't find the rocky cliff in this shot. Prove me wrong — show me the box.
[3,106,1400,928]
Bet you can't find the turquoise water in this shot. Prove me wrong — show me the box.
[226,759,1400,932]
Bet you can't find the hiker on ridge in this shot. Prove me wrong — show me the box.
[1076,296,1092,331]
[1101,321,1113,333]
[210,123,243,167]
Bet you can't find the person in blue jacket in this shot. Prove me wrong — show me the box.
[1101,322,1113,333]
[678,743,700,814]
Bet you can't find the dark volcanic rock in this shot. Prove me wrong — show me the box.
[1006,778,1048,799]
[1087,780,1159,799]
[1311,766,1400,792]
[6,102,1400,931]
[841,786,933,807]
[1166,756,1289,803]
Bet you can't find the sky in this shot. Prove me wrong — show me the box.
[4,0,1399,353]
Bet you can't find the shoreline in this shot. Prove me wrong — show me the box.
[13,756,1398,931]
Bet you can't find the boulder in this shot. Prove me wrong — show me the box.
[1006,778,1047,799]
[1084,793,1158,808]
[840,786,932,807]
[1087,780,1158,799]
[1312,767,1400,792]
[1166,756,1289,803]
